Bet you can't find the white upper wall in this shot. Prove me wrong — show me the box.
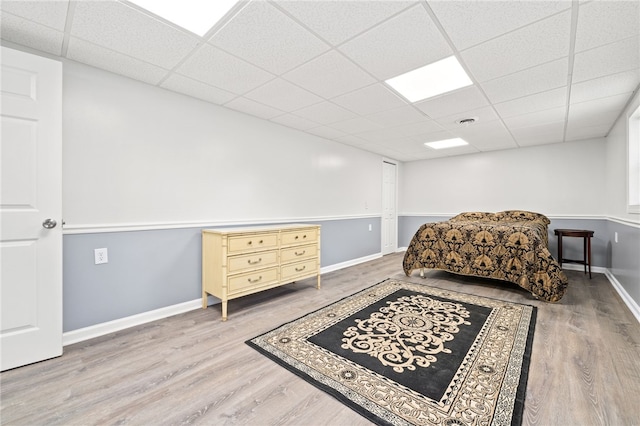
[62,61,382,227]
[606,90,640,223]
[400,138,607,216]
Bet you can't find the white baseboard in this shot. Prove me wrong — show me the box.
[63,299,203,346]
[560,263,608,274]
[320,253,382,274]
[604,269,640,324]
[563,264,639,324]
[64,255,638,346]
[64,253,384,346]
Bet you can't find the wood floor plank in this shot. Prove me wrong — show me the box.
[1,253,639,425]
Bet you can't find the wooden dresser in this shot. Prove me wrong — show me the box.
[202,224,321,321]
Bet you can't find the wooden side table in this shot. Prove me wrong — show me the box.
[553,229,594,278]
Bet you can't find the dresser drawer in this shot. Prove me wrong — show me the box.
[281,259,318,281]
[228,233,278,253]
[281,229,317,246]
[281,244,317,263]
[228,250,278,274]
[228,267,278,293]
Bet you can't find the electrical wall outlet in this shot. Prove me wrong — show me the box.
[94,248,108,264]
[615,232,618,243]
[368,224,372,231]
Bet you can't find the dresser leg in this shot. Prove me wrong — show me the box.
[317,274,321,289]
[202,291,208,309]
[221,300,228,322]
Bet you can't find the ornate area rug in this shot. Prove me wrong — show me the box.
[246,279,536,426]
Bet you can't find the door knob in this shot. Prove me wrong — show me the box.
[42,219,57,229]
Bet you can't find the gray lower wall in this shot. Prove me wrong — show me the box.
[63,214,637,333]
[63,217,381,332]
[608,220,640,304]
[399,215,639,309]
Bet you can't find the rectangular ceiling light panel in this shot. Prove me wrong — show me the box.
[385,56,473,103]
[127,0,238,36]
[425,138,469,149]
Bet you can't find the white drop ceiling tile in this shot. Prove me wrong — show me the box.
[356,122,444,144]
[391,120,445,138]
[71,1,199,70]
[306,125,347,140]
[274,1,415,45]
[493,87,567,118]
[365,105,427,127]
[567,94,629,128]
[470,139,519,152]
[569,92,631,117]
[462,11,571,83]
[176,44,274,95]
[334,134,370,147]
[282,50,375,99]
[330,117,383,135]
[566,110,621,133]
[355,127,408,144]
[0,12,64,55]
[467,138,519,152]
[209,1,329,75]
[510,121,565,147]
[244,78,323,112]
[503,106,567,130]
[570,69,640,104]
[414,86,489,119]
[481,58,569,104]
[565,123,611,141]
[338,5,452,80]
[293,101,357,125]
[448,121,508,142]
[1,1,69,30]
[429,1,571,50]
[332,84,407,116]
[270,114,319,131]
[160,74,237,105]
[224,97,285,120]
[389,140,426,154]
[379,137,435,153]
[575,1,640,53]
[434,106,500,130]
[449,121,517,151]
[572,36,640,83]
[66,37,168,85]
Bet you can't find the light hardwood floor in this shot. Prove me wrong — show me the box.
[1,253,639,425]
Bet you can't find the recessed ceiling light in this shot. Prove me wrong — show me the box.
[425,138,469,150]
[127,0,238,36]
[385,56,473,103]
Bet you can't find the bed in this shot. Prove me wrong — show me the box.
[402,210,568,302]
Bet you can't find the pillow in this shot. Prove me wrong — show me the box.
[449,212,497,222]
[495,210,550,225]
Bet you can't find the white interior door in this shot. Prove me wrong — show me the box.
[381,161,397,255]
[1,47,63,371]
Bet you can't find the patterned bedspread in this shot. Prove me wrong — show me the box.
[402,210,568,302]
